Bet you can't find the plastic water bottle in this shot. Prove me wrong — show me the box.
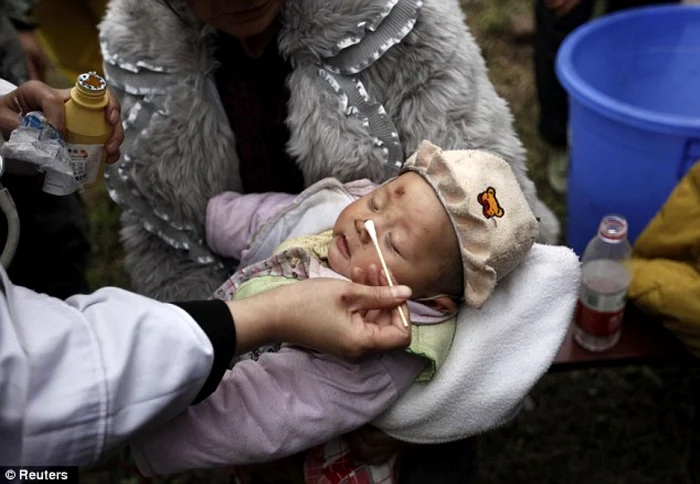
[574,214,632,352]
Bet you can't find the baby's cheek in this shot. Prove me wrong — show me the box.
[353,251,391,283]
[354,248,380,269]
[327,246,348,277]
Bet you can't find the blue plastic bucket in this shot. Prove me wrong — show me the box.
[556,5,700,255]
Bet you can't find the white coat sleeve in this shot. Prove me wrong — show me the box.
[0,267,233,466]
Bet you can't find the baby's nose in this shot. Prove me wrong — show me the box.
[355,219,371,244]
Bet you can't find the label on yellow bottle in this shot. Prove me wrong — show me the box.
[66,143,104,185]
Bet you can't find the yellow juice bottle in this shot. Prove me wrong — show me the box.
[64,71,113,189]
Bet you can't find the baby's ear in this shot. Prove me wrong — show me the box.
[422,295,458,315]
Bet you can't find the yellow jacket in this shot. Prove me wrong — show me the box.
[628,161,700,357]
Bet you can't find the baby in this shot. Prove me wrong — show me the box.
[129,141,539,481]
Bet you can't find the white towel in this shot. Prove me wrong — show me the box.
[372,243,581,443]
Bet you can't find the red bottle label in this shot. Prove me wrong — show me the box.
[575,301,625,336]
[575,280,627,336]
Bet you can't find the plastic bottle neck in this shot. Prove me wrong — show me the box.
[598,214,628,243]
[70,72,108,109]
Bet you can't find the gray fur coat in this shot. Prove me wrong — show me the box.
[99,0,559,301]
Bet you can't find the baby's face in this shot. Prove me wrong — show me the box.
[328,172,458,299]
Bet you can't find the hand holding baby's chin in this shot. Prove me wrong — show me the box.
[351,264,406,327]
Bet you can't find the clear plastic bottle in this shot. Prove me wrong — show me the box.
[574,214,632,352]
[64,71,112,188]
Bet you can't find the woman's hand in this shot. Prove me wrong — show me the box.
[227,278,413,360]
[0,80,66,139]
[351,263,409,325]
[0,80,124,163]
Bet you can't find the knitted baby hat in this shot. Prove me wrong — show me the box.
[402,141,540,308]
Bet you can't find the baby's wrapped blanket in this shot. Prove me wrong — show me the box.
[242,179,581,442]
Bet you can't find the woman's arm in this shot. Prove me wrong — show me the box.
[127,270,417,475]
[206,191,296,260]
[1,271,412,466]
[131,348,426,476]
[130,278,419,476]
[0,271,219,466]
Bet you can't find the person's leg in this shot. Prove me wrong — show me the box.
[397,438,477,484]
[534,0,595,193]
[0,173,91,299]
[534,0,595,150]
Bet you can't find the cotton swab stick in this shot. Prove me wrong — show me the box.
[363,219,409,328]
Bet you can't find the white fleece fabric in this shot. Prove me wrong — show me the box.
[373,243,580,443]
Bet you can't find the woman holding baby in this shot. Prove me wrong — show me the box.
[100,0,559,481]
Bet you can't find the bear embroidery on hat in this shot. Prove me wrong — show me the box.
[477,187,504,219]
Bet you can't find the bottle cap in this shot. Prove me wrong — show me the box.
[76,72,107,93]
[598,214,628,242]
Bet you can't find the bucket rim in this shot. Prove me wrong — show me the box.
[556,5,700,137]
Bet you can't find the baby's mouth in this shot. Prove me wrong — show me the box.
[335,235,351,260]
